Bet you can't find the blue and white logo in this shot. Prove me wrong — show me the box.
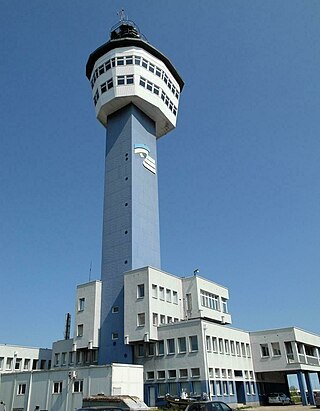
[134,144,156,174]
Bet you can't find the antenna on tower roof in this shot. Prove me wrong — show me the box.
[117,8,126,22]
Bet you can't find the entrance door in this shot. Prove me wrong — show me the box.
[148,386,156,407]
[236,382,246,404]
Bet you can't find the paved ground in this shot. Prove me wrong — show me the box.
[239,406,317,411]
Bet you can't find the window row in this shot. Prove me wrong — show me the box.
[206,336,251,358]
[0,356,49,371]
[52,379,83,394]
[53,349,98,367]
[147,367,201,381]
[200,290,228,313]
[140,77,178,116]
[260,342,281,357]
[152,312,179,326]
[151,284,179,303]
[136,336,198,358]
[90,54,180,100]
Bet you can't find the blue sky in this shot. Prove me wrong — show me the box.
[1,1,320,348]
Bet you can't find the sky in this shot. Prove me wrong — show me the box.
[1,0,320,348]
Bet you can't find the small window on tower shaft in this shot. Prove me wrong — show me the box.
[137,284,144,298]
[78,298,85,311]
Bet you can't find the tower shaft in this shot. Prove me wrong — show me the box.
[99,104,160,363]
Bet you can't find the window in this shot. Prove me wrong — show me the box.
[178,337,187,353]
[146,81,153,91]
[230,340,235,355]
[167,338,175,354]
[137,344,144,357]
[159,286,165,300]
[167,316,172,323]
[117,57,124,66]
[156,67,162,77]
[200,290,220,311]
[117,75,125,85]
[53,381,63,394]
[209,368,214,378]
[251,382,256,395]
[244,370,249,379]
[191,368,200,378]
[219,338,224,353]
[78,297,85,311]
[73,380,83,393]
[173,290,178,304]
[228,369,233,378]
[147,371,154,380]
[148,343,155,356]
[241,343,246,357]
[221,369,227,378]
[168,369,176,379]
[160,314,165,324]
[189,336,198,352]
[149,63,155,73]
[158,340,164,356]
[206,335,212,351]
[246,382,250,395]
[246,343,251,357]
[142,58,148,68]
[166,288,171,302]
[126,56,133,65]
[223,381,228,395]
[112,333,118,340]
[234,370,242,377]
[271,342,281,356]
[221,298,228,313]
[229,381,234,395]
[134,56,141,65]
[179,368,188,378]
[137,312,145,326]
[157,370,165,380]
[212,337,218,352]
[216,381,222,396]
[69,352,74,365]
[153,313,158,326]
[152,284,158,298]
[17,383,26,395]
[260,343,270,357]
[158,383,166,397]
[6,357,13,370]
[23,359,30,370]
[61,352,66,365]
[15,358,22,370]
[54,353,59,367]
[215,368,220,378]
[153,85,160,96]
[77,324,84,337]
[0,357,3,369]
[137,284,144,298]
[112,306,119,313]
[225,340,230,354]
[236,342,240,356]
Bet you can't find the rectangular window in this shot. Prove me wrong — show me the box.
[148,343,155,356]
[166,288,171,302]
[155,67,162,77]
[158,340,164,356]
[225,340,230,354]
[126,56,133,65]
[117,75,125,85]
[219,338,224,354]
[191,368,200,378]
[105,60,111,71]
[53,381,63,394]
[98,64,105,75]
[111,58,116,67]
[112,332,118,340]
[69,352,74,365]
[260,343,270,357]
[178,337,187,353]
[152,284,158,298]
[271,342,281,356]
[228,369,232,378]
[241,343,246,357]
[236,342,240,356]
[158,383,166,397]
[142,58,148,68]
[17,383,26,395]
[107,78,113,89]
[189,336,198,352]
[229,381,234,395]
[15,358,22,370]
[223,381,228,395]
[200,290,220,310]
[6,357,13,370]
[153,313,158,326]
[134,56,141,65]
[221,298,228,313]
[246,382,250,395]
[153,85,160,95]
[230,340,235,355]
[160,314,165,324]
[147,371,154,380]
[77,324,83,337]
[23,359,30,370]
[251,382,256,395]
[168,369,176,379]
[112,306,119,313]
[0,357,3,369]
[212,337,218,352]
[209,368,214,378]
[222,369,227,378]
[73,380,83,393]
[149,63,155,73]
[146,80,153,91]
[126,75,134,84]
[215,368,220,378]
[137,284,145,298]
[246,343,251,357]
[117,57,124,66]
[159,286,165,300]
[167,338,175,355]
[157,370,165,380]
[179,368,188,378]
[172,290,178,304]
[54,353,59,367]
[137,344,144,357]
[167,316,172,323]
[206,335,212,351]
[137,312,145,326]
[78,297,85,311]
[61,352,66,365]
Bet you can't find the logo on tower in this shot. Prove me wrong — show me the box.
[134,144,156,174]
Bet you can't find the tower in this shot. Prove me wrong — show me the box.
[86,18,183,364]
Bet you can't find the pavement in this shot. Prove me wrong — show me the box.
[239,406,317,411]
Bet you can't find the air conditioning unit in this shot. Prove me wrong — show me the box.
[68,370,77,379]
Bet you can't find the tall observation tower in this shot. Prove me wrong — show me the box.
[86,17,183,364]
